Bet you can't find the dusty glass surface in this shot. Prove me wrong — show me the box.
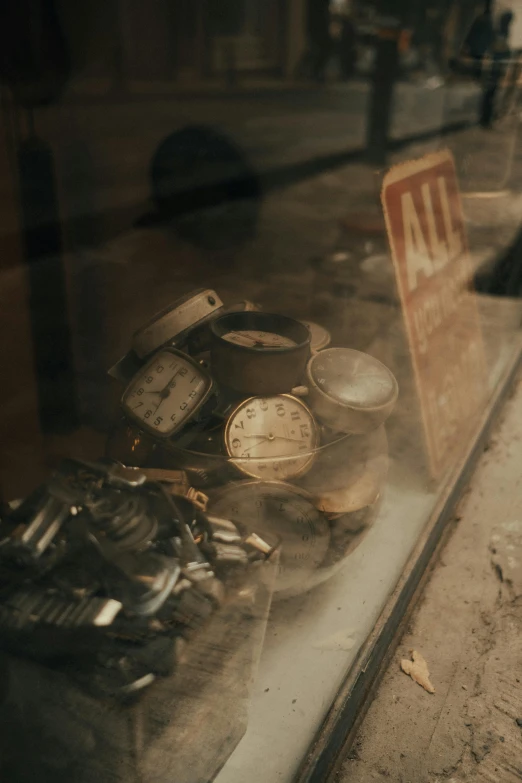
[1,1,522,781]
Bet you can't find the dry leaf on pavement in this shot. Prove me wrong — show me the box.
[401,650,435,694]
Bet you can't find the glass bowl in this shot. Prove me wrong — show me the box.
[106,421,389,599]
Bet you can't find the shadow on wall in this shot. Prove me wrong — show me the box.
[137,125,263,253]
[75,125,263,430]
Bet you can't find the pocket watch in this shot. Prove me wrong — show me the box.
[132,289,224,359]
[300,320,331,353]
[306,347,398,434]
[224,395,319,480]
[210,311,311,395]
[121,348,215,439]
[208,480,330,595]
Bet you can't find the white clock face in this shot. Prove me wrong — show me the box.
[222,330,296,348]
[310,349,396,409]
[122,350,211,437]
[225,395,318,480]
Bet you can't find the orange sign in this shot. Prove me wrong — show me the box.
[382,150,487,478]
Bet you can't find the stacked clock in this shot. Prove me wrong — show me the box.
[107,288,398,598]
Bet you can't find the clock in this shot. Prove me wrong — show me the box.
[132,289,223,359]
[185,299,261,356]
[224,394,319,480]
[208,480,330,595]
[210,311,311,395]
[306,347,398,434]
[121,348,215,439]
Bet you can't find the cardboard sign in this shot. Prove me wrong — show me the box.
[382,150,487,478]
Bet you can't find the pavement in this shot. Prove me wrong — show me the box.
[335,372,522,783]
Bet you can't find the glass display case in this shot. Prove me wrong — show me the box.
[1,1,522,781]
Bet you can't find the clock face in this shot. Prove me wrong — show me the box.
[222,330,296,349]
[122,350,212,438]
[310,348,397,409]
[224,395,318,480]
[209,481,330,594]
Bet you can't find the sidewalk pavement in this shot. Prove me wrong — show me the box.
[336,373,522,783]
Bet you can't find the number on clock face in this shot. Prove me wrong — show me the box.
[225,395,318,480]
[122,350,210,437]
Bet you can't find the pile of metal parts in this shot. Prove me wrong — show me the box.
[0,459,277,700]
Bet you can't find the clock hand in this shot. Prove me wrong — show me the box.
[141,370,179,397]
[152,371,181,412]
[158,371,180,396]
[242,437,269,454]
[154,397,166,414]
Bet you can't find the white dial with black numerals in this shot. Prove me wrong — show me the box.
[224,394,319,480]
[122,349,213,438]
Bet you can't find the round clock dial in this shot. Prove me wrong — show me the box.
[122,349,213,438]
[224,395,319,480]
[307,348,398,434]
[209,480,330,595]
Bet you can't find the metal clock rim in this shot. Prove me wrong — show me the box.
[223,394,320,480]
[306,347,399,414]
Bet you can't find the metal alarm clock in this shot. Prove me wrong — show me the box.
[121,348,215,439]
[210,311,311,395]
[132,289,224,359]
[306,347,398,434]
